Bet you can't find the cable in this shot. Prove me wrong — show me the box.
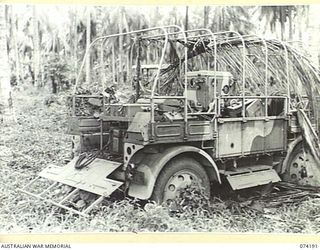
[74,140,111,170]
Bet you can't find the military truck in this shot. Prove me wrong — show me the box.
[19,26,320,216]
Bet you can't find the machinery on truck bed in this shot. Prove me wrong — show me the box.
[19,26,320,216]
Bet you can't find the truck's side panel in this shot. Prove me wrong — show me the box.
[217,118,287,158]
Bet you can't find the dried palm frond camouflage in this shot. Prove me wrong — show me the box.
[159,35,320,112]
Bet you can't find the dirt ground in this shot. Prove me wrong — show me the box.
[1,88,320,233]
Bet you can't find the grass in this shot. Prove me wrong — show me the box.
[1,88,320,233]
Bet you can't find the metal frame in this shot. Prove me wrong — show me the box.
[211,33,290,119]
[18,177,103,217]
[72,25,189,140]
[180,29,218,133]
[72,26,294,149]
[73,26,292,125]
[241,35,269,117]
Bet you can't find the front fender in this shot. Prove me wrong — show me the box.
[128,145,221,200]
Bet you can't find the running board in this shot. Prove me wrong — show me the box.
[18,157,124,216]
[225,165,281,190]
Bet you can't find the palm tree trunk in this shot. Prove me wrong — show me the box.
[85,7,91,85]
[73,6,78,84]
[298,7,304,42]
[307,6,320,66]
[10,7,21,85]
[280,7,286,40]
[185,6,189,30]
[204,6,209,28]
[32,5,40,87]
[0,5,12,120]
[122,8,130,82]
[95,6,105,86]
[118,7,123,84]
[112,43,116,83]
[288,9,293,40]
[219,7,223,31]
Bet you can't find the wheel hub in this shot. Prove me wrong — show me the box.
[286,148,320,186]
[163,170,201,203]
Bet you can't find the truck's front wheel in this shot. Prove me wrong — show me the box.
[151,156,210,204]
[283,142,320,186]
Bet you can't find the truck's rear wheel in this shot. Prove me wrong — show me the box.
[283,142,320,186]
[151,157,210,204]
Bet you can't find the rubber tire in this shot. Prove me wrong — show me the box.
[282,141,318,185]
[282,142,302,182]
[151,156,211,204]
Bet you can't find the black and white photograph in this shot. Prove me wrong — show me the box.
[0,4,320,235]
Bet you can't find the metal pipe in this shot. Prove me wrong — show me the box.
[129,40,136,82]
[74,25,181,94]
[279,41,290,114]
[150,27,169,139]
[220,95,287,99]
[244,34,269,117]
[187,112,216,115]
[100,40,105,91]
[181,28,219,122]
[152,96,186,99]
[135,36,142,101]
[183,28,188,136]
[214,31,246,117]
[151,25,188,138]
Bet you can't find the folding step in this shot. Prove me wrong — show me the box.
[39,157,122,196]
[18,157,124,216]
[224,165,281,190]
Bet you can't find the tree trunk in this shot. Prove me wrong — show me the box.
[122,8,130,83]
[288,9,293,40]
[96,6,105,87]
[204,6,209,28]
[10,6,22,85]
[85,7,91,85]
[51,76,57,94]
[307,6,320,66]
[298,7,303,42]
[0,5,12,121]
[112,43,116,83]
[185,6,189,31]
[135,38,142,101]
[73,6,78,85]
[280,7,286,41]
[32,5,40,87]
[118,7,123,84]
[219,8,223,31]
